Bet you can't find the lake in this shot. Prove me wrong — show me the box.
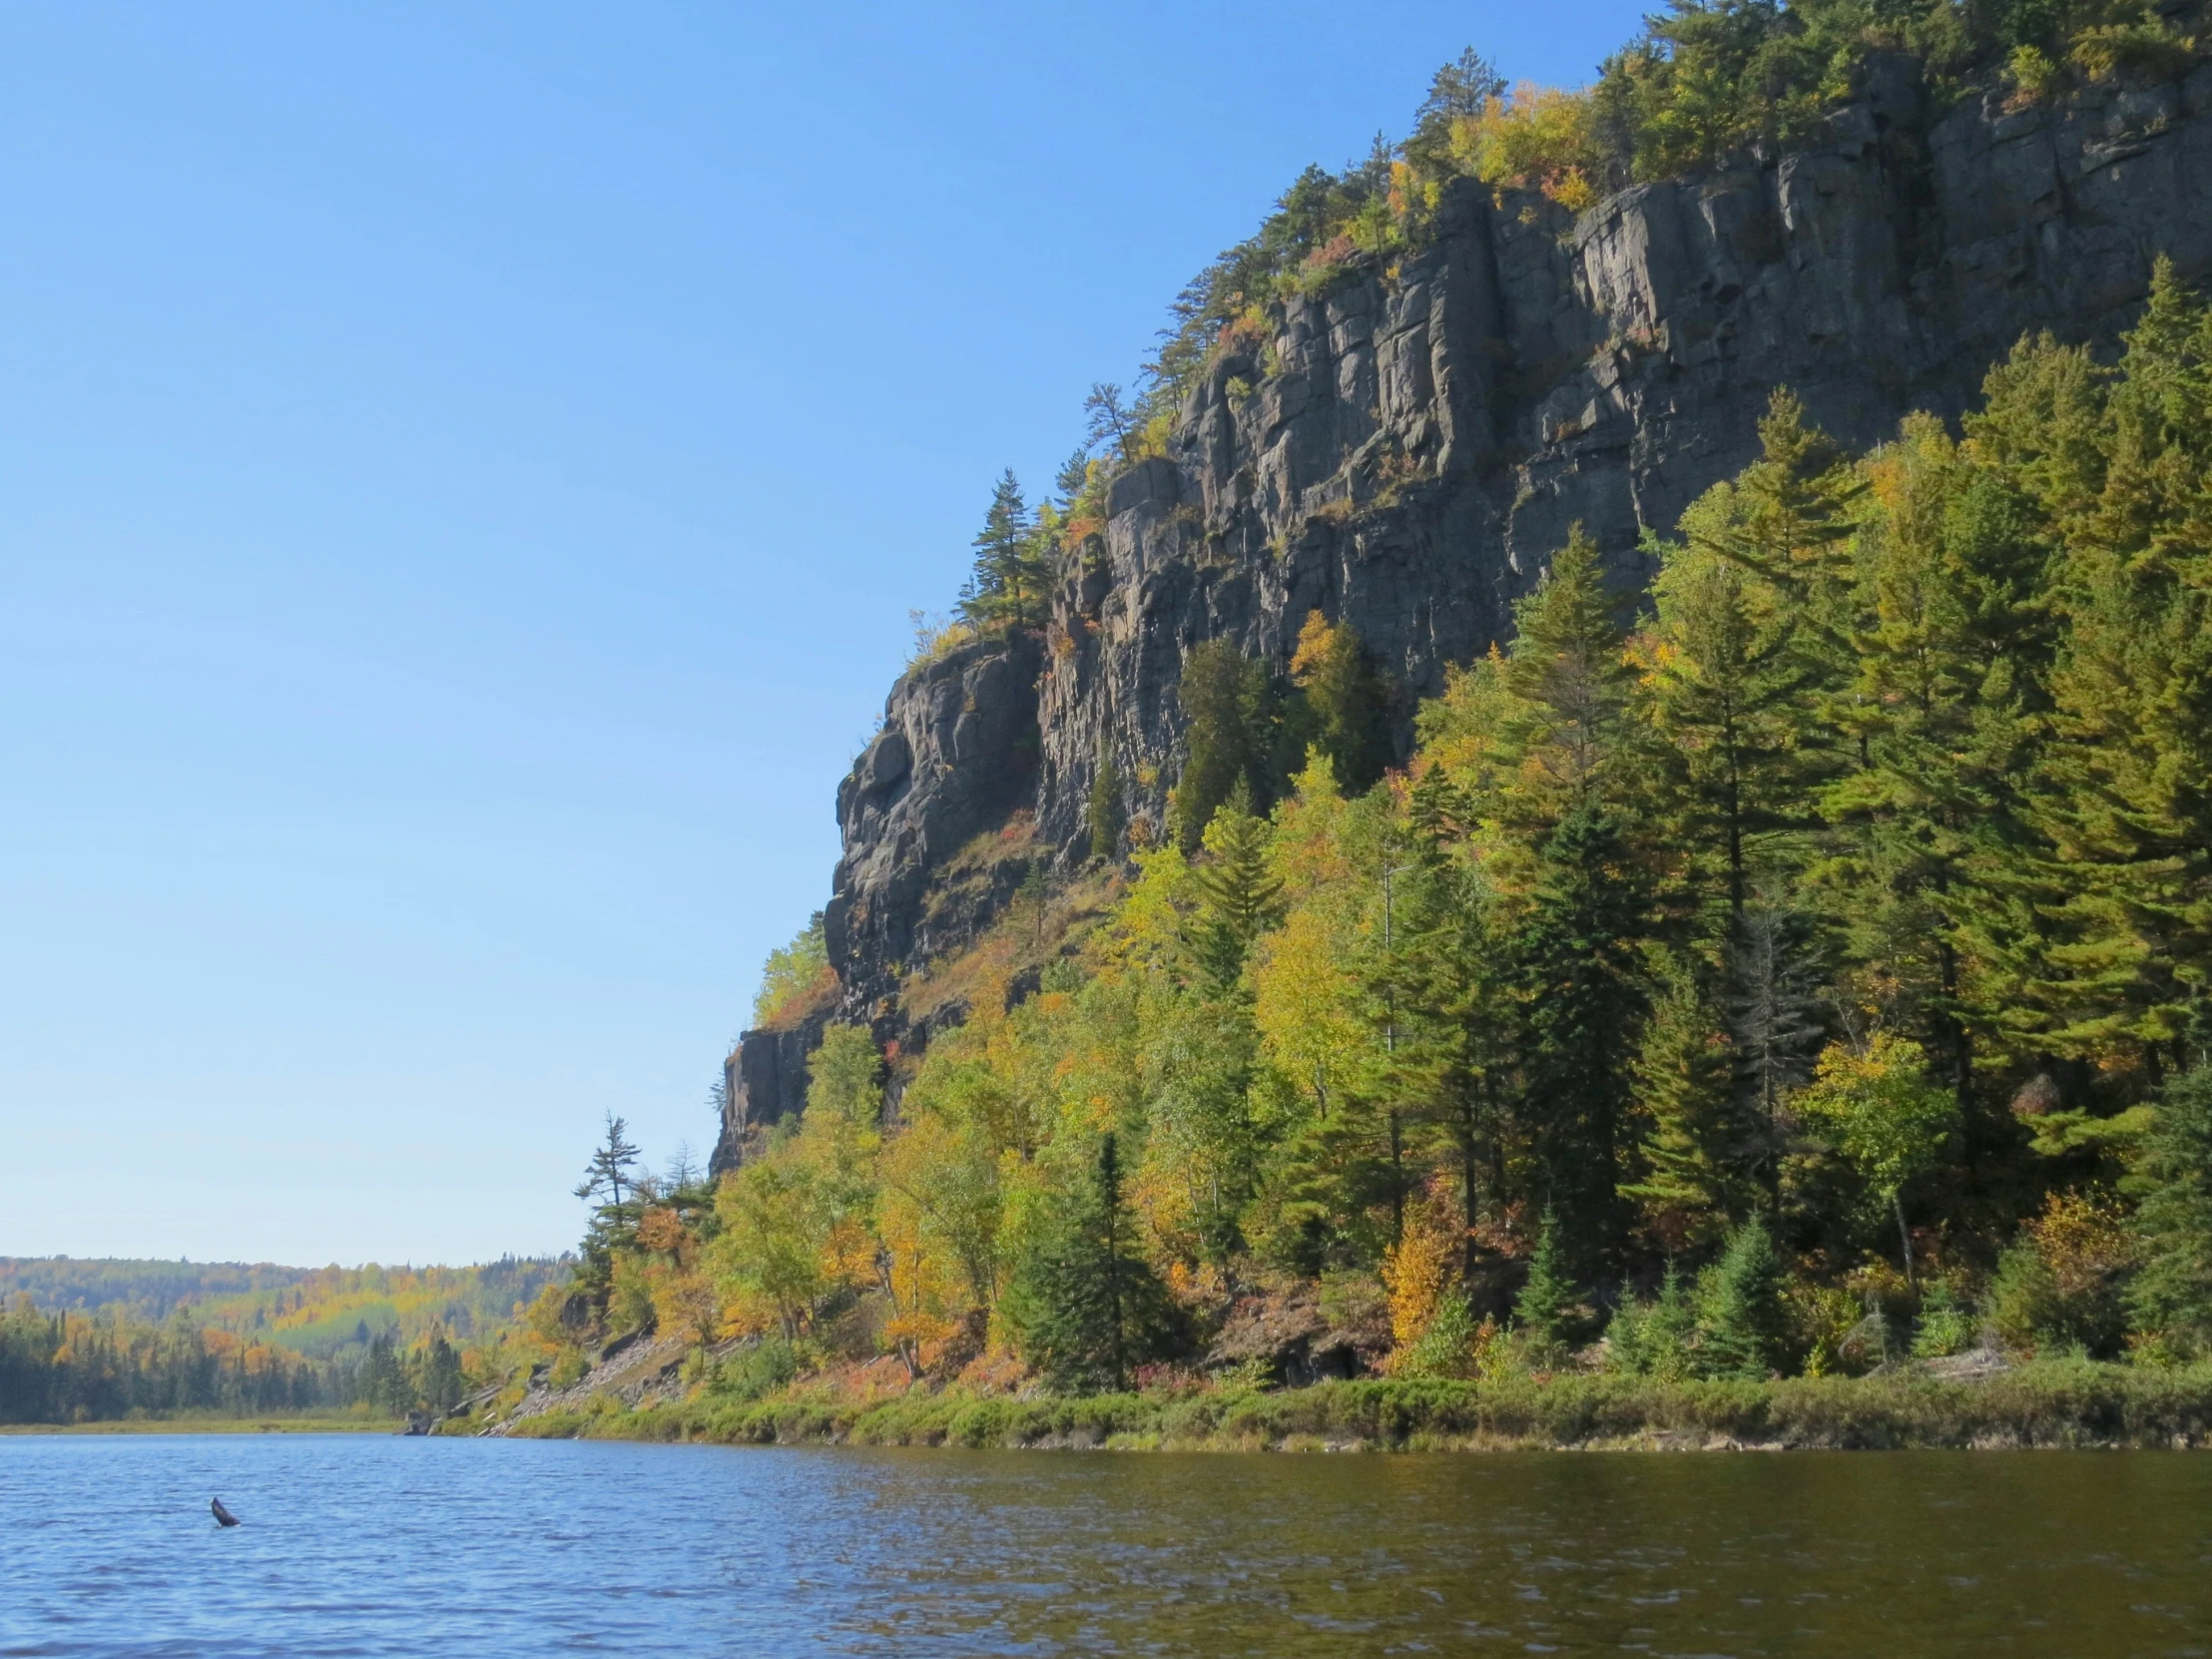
[2,1434,2208,1656]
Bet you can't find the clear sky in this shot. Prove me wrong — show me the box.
[0,0,1647,1266]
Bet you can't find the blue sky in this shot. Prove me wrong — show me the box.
[0,1,1647,1266]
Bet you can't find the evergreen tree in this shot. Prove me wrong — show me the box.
[1694,1216,1789,1380]
[1087,733,1126,861]
[1055,446,1094,511]
[1289,611,1392,795]
[416,1330,465,1412]
[1638,531,1827,923]
[1621,965,1744,1250]
[1190,788,1284,992]
[1687,389,1863,651]
[1011,1134,1181,1392]
[576,1113,642,1210]
[1380,772,1519,1284]
[1174,640,1281,850]
[2036,262,2212,1066]
[1083,383,1134,458]
[1512,1209,1580,1366]
[2127,1062,2212,1358]
[1499,525,1636,822]
[958,469,1046,629]
[1607,1262,1695,1379]
[1516,806,1649,1270]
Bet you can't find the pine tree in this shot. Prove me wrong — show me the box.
[1087,733,1125,862]
[1687,389,1864,650]
[1694,1216,1789,1380]
[1499,525,1636,821]
[1011,1134,1182,1392]
[576,1113,642,1210]
[1823,414,2052,1098]
[1607,1262,1695,1379]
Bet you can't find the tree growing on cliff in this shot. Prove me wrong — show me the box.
[959,469,1047,630]
[1088,734,1126,862]
[1173,640,1282,851]
[1289,611,1392,795]
[576,1114,642,1213]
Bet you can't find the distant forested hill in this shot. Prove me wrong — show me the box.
[0,1257,569,1355]
[0,1258,314,1321]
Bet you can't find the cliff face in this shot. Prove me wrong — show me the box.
[715,62,2212,1172]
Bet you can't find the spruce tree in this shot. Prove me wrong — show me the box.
[1499,525,1635,819]
[1621,966,1743,1251]
[1174,641,1279,850]
[1516,806,1648,1270]
[2127,1063,2212,1358]
[1694,1216,1789,1380]
[958,469,1045,630]
[1191,788,1284,992]
[1512,1208,1580,1366]
[2036,262,2212,1064]
[1012,1134,1181,1392]
[1639,532,1827,923]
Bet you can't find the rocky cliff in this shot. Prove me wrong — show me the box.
[715,60,2212,1172]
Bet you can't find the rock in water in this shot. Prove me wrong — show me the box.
[210,1498,241,1527]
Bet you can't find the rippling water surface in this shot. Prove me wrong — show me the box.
[3,1433,2210,1656]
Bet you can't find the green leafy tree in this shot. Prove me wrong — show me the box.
[1790,1034,1958,1287]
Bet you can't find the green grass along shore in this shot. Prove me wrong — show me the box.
[0,1413,406,1435]
[501,1362,2212,1452]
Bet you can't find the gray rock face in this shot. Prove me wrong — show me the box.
[712,64,2212,1172]
[710,1022,817,1176]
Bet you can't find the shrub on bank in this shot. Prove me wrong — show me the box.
[514,1361,2212,1451]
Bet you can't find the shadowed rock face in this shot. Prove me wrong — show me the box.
[712,63,2212,1172]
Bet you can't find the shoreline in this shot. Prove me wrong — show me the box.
[493,1361,2212,1453]
[0,1415,406,1436]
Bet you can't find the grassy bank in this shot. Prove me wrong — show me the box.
[0,1413,406,1436]
[501,1361,2212,1452]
